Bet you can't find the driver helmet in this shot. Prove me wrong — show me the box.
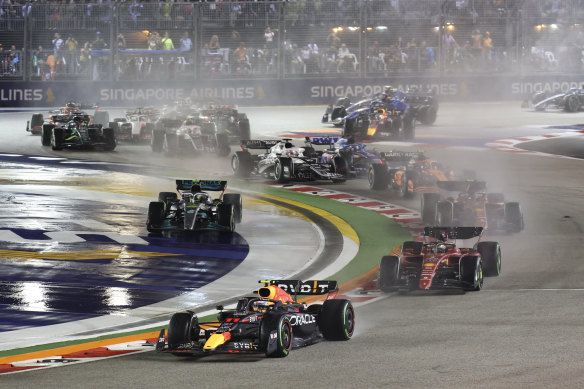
[252,300,271,313]
[191,183,202,194]
[437,243,447,253]
[384,85,395,97]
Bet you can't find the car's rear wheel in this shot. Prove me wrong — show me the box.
[217,203,235,232]
[331,155,348,176]
[378,255,400,293]
[30,113,44,134]
[102,127,116,151]
[478,241,502,277]
[368,163,388,190]
[151,130,164,152]
[164,133,179,154]
[436,201,454,227]
[51,127,64,150]
[504,202,524,232]
[41,124,53,146]
[238,119,251,141]
[223,193,242,223]
[460,256,483,291]
[564,94,580,112]
[216,132,231,157]
[420,106,437,125]
[147,201,165,232]
[403,116,416,139]
[396,171,413,198]
[421,193,440,225]
[274,157,292,183]
[318,299,354,341]
[232,151,253,177]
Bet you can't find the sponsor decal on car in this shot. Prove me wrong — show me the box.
[289,314,316,326]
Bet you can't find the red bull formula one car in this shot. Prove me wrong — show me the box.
[378,227,501,293]
[156,280,354,358]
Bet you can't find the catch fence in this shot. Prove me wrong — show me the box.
[1,0,583,81]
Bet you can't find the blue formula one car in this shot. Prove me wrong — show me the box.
[315,136,383,178]
[147,179,242,234]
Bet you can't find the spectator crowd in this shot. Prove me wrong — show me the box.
[1,0,583,80]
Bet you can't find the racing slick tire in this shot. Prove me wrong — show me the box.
[402,241,423,255]
[397,171,414,198]
[460,256,483,291]
[217,203,235,232]
[238,118,251,141]
[532,91,547,107]
[403,116,416,140]
[41,124,54,146]
[332,156,349,176]
[259,313,293,358]
[331,106,346,122]
[108,121,119,135]
[215,132,231,157]
[421,193,440,225]
[436,201,454,227]
[564,94,581,112]
[151,130,164,152]
[504,202,524,233]
[223,193,243,223]
[30,113,44,134]
[102,127,116,151]
[318,299,355,341]
[477,241,502,277]
[378,255,400,293]
[232,151,253,177]
[419,106,438,125]
[163,133,179,154]
[368,163,389,190]
[167,312,198,356]
[147,201,165,232]
[51,127,64,150]
[274,157,293,183]
[485,202,499,230]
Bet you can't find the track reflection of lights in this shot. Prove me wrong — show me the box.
[375,26,388,31]
[105,287,131,309]
[19,282,48,311]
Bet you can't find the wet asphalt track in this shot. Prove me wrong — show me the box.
[2,103,584,387]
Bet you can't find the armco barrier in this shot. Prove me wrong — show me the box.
[1,75,584,107]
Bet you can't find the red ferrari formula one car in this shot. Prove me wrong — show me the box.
[156,280,354,358]
[421,180,524,232]
[377,227,501,293]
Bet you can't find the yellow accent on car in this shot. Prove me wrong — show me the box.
[367,126,377,136]
[203,332,230,350]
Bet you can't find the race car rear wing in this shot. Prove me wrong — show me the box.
[176,180,228,192]
[379,151,424,162]
[260,280,339,296]
[436,180,486,193]
[52,114,90,123]
[424,226,483,240]
[240,139,280,150]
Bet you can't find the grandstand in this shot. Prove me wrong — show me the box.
[1,0,583,82]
